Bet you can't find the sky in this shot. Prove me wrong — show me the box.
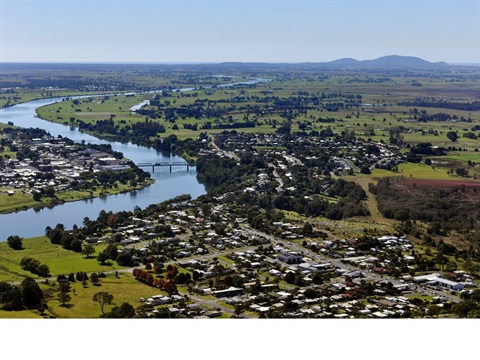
[0,0,479,64]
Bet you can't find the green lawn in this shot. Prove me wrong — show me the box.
[44,272,164,318]
[396,163,455,180]
[0,236,115,282]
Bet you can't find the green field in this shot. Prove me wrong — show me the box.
[0,272,163,318]
[0,236,114,283]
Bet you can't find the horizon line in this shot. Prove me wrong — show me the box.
[1,54,479,67]
[1,61,479,67]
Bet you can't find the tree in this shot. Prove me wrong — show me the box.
[360,165,371,174]
[37,264,51,278]
[311,272,324,285]
[434,251,448,270]
[234,304,245,318]
[211,264,225,281]
[82,244,95,258]
[446,261,458,272]
[163,280,178,295]
[58,288,72,306]
[452,299,478,318]
[104,244,118,260]
[44,186,55,197]
[394,209,410,224]
[200,203,212,218]
[21,277,44,309]
[97,251,109,265]
[192,270,202,281]
[446,131,458,142]
[19,256,50,277]
[427,304,441,318]
[69,239,82,253]
[302,222,313,236]
[90,273,100,286]
[7,235,23,250]
[0,283,23,311]
[103,302,135,318]
[284,271,295,284]
[116,252,133,266]
[92,291,114,314]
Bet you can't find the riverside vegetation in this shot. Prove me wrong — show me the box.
[0,61,479,318]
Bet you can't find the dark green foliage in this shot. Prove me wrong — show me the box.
[284,271,295,284]
[97,251,109,265]
[271,178,368,219]
[19,257,50,277]
[116,252,134,267]
[102,302,135,318]
[196,156,257,194]
[0,278,44,311]
[7,235,23,250]
[451,299,479,318]
[0,282,23,310]
[446,131,458,142]
[398,99,480,112]
[21,277,44,309]
[90,273,100,285]
[360,165,371,174]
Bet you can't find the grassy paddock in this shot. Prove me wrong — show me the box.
[0,236,113,282]
[45,272,164,318]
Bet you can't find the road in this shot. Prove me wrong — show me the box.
[242,227,461,303]
[209,135,239,161]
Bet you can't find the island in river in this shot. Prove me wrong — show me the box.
[0,125,153,214]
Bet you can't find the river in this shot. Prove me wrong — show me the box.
[0,97,208,240]
[0,78,270,240]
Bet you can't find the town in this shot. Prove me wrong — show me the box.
[0,127,152,213]
[5,129,475,319]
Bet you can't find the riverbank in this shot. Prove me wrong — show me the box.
[0,89,116,109]
[0,178,154,215]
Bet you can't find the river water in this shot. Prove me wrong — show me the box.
[0,78,270,240]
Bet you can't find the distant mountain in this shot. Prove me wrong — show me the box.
[356,55,449,68]
[217,55,450,69]
[0,55,452,72]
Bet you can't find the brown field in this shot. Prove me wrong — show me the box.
[390,178,480,203]
[393,178,480,188]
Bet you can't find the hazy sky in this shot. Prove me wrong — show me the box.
[1,0,479,64]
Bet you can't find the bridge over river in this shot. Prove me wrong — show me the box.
[137,161,189,172]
